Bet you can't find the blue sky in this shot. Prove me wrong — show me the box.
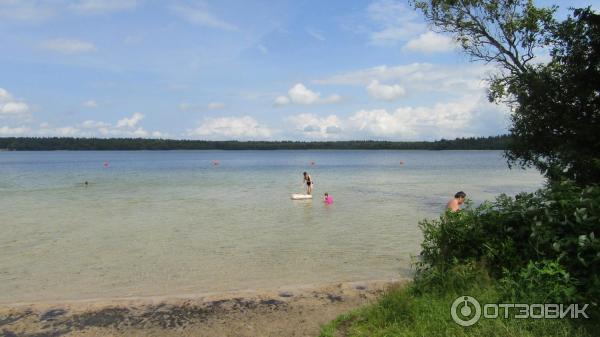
[0,0,597,140]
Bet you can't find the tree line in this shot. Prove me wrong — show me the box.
[0,135,511,151]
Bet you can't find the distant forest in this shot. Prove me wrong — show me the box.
[0,135,511,151]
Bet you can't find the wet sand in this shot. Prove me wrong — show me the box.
[0,279,405,337]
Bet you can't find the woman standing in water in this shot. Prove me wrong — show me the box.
[303,172,313,195]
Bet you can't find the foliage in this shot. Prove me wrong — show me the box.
[506,8,600,185]
[412,0,556,75]
[499,260,578,303]
[417,181,600,305]
[0,135,512,151]
[413,1,600,185]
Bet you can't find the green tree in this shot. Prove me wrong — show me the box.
[413,1,600,185]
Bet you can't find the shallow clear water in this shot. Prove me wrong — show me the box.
[0,150,543,303]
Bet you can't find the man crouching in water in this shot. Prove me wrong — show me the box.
[447,191,466,212]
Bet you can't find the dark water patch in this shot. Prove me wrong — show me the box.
[327,294,344,303]
[278,291,294,297]
[69,307,130,329]
[40,309,67,322]
[0,310,33,326]
[2,296,290,336]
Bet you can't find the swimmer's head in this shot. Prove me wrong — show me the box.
[454,191,466,204]
[303,171,307,176]
[324,192,328,196]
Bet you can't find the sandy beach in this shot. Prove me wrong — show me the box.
[0,279,405,337]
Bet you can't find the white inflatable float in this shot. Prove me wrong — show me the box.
[291,193,313,200]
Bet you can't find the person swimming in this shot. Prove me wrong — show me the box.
[446,191,466,212]
[303,171,313,195]
[324,192,333,205]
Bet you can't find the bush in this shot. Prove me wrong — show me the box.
[417,181,600,306]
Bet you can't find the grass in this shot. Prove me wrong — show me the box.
[319,268,596,337]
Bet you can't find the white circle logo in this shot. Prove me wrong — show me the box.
[451,296,481,326]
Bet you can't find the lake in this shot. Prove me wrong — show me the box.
[0,150,543,304]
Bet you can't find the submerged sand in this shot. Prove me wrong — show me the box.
[0,279,405,337]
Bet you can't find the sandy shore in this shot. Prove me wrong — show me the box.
[0,279,406,337]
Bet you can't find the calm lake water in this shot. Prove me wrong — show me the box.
[0,150,543,303]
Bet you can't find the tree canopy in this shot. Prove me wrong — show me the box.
[414,1,600,185]
[0,135,511,151]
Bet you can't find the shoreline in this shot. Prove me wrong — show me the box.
[0,278,406,337]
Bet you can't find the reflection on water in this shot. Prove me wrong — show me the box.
[0,150,543,303]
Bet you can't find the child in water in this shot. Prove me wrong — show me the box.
[324,192,333,205]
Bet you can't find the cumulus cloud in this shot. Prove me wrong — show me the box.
[187,116,273,139]
[116,112,144,128]
[40,38,97,54]
[366,80,405,101]
[0,88,30,117]
[403,31,455,53]
[0,126,30,136]
[274,83,341,106]
[171,2,237,31]
[1,109,166,138]
[316,63,489,97]
[69,0,138,14]
[273,96,290,106]
[289,83,320,104]
[288,113,343,138]
[349,94,507,140]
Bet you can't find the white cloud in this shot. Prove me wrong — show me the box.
[348,94,507,140]
[40,38,97,54]
[289,83,320,104]
[81,120,110,129]
[275,83,341,106]
[83,100,98,108]
[288,113,343,138]
[273,96,290,106]
[188,116,272,139]
[0,88,30,117]
[69,0,138,14]
[316,63,489,97]
[0,126,30,136]
[367,0,424,45]
[403,31,455,53]
[171,2,237,31]
[116,112,144,128]
[207,102,225,110]
[366,80,405,101]
[2,112,166,138]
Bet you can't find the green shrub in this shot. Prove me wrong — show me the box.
[417,181,600,307]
